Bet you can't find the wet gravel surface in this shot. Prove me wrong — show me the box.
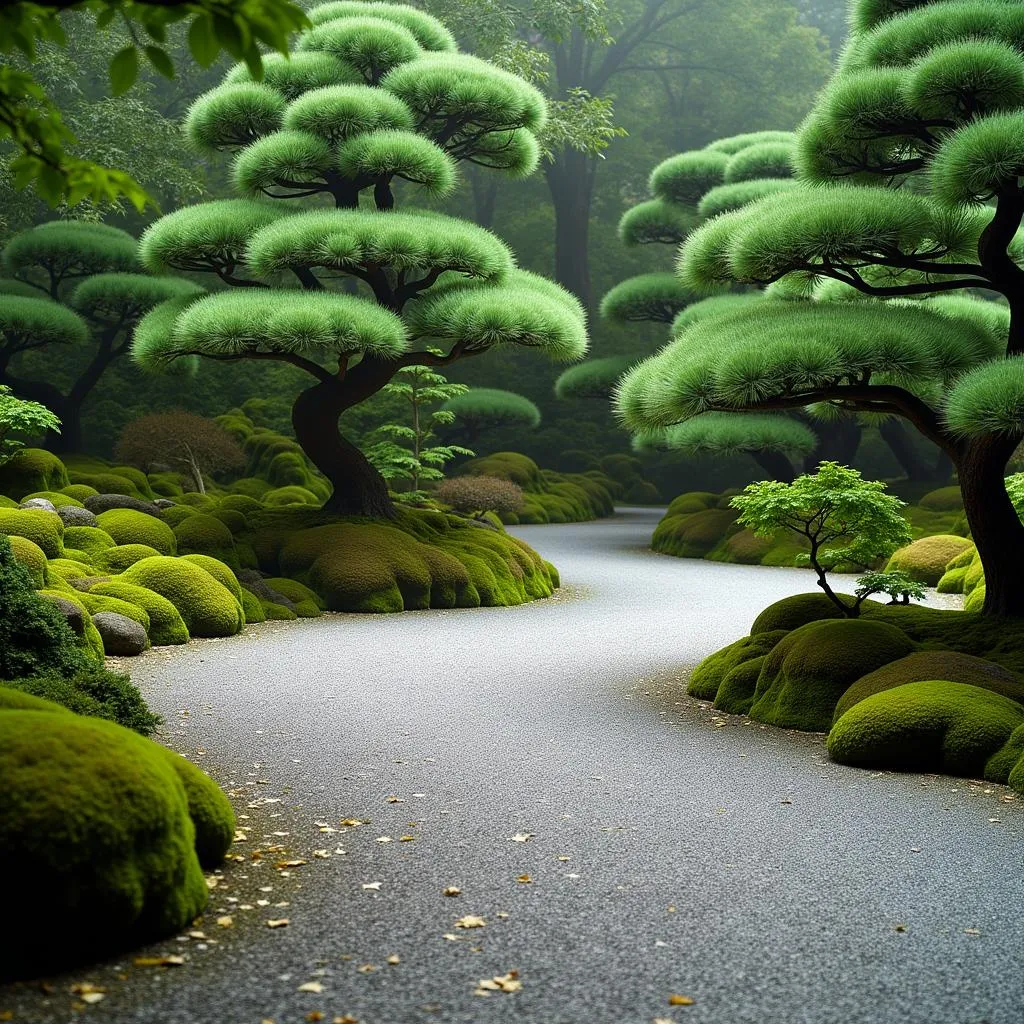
[3,508,1021,1024]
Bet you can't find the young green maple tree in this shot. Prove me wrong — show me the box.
[0,385,61,466]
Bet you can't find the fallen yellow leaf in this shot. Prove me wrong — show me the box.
[266,919,290,929]
[516,874,533,884]
[668,994,695,1006]
[510,833,534,843]
[298,981,324,993]
[216,916,233,928]
[443,886,462,897]
[386,955,400,965]
[455,915,486,929]
[134,955,185,968]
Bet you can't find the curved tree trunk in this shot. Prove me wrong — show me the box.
[750,450,795,483]
[545,150,596,312]
[291,379,395,519]
[806,416,861,470]
[956,435,1024,617]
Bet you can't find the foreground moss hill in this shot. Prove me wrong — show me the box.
[689,592,1024,798]
[0,443,564,662]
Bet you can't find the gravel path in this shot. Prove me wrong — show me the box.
[5,508,1021,1024]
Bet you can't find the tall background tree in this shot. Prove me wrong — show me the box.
[133,1,588,517]
[618,0,1024,617]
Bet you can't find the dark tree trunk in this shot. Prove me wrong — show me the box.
[545,150,596,312]
[750,450,795,483]
[291,379,396,519]
[956,435,1024,617]
[806,416,861,470]
[469,168,499,229]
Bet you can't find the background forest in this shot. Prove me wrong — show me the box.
[1,0,875,495]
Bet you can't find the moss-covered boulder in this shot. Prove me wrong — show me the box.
[8,534,48,587]
[834,651,1024,724]
[828,681,1024,780]
[158,750,235,868]
[749,619,916,732]
[651,507,739,558]
[22,489,83,508]
[263,484,321,507]
[988,724,1024,793]
[173,513,238,566]
[98,543,163,573]
[0,448,69,501]
[885,535,975,587]
[918,486,964,512]
[0,710,209,975]
[688,631,787,702]
[0,506,64,558]
[63,525,116,560]
[96,508,176,555]
[750,592,850,634]
[263,577,323,617]
[89,580,190,646]
[120,556,244,637]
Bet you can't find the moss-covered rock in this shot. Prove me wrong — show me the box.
[0,448,69,501]
[263,576,323,617]
[173,513,238,566]
[89,580,190,646]
[688,631,787,702]
[239,587,266,623]
[261,599,298,620]
[0,506,64,557]
[62,525,116,560]
[120,556,244,637]
[21,489,83,508]
[885,534,974,586]
[750,592,850,634]
[157,750,235,868]
[828,681,1024,780]
[96,508,176,554]
[964,584,986,613]
[918,486,964,512]
[750,619,916,732]
[989,724,1024,793]
[665,492,718,516]
[179,554,244,607]
[98,543,163,573]
[46,557,99,583]
[651,507,740,558]
[161,504,200,527]
[80,591,152,633]
[834,651,1024,723]
[263,484,321,506]
[8,534,48,587]
[0,710,209,975]
[62,483,100,502]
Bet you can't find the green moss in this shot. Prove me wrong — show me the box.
[885,534,975,586]
[750,619,916,732]
[0,494,17,508]
[688,630,786,701]
[989,724,1024,793]
[963,554,985,594]
[177,492,218,510]
[220,494,263,515]
[462,451,543,489]
[964,584,986,613]
[161,504,200,527]
[173,513,239,566]
[261,599,297,620]
[750,592,851,634]
[179,554,244,607]
[96,508,176,554]
[148,472,185,498]
[263,484,321,506]
[120,556,244,637]
[264,576,323,616]
[38,588,105,663]
[827,681,1024,780]
[89,581,190,646]
[62,484,99,501]
[67,471,146,499]
[0,507,64,557]
[652,507,740,558]
[98,543,163,573]
[0,448,69,501]
[716,655,771,715]
[46,557,98,582]
[108,465,156,500]
[8,535,48,587]
[80,591,152,633]
[834,651,1024,723]
[230,476,273,498]
[239,587,266,623]
[937,565,968,593]
[946,545,978,571]
[63,525,116,559]
[211,508,249,534]
[21,489,83,508]
[0,685,69,712]
[918,486,964,512]
[156,749,235,868]
[0,710,209,974]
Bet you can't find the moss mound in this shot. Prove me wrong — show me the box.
[750,592,850,634]
[834,651,1024,723]
[179,554,244,607]
[89,580,190,646]
[8,534,48,587]
[22,489,83,508]
[120,556,244,638]
[96,508,176,554]
[98,543,163,573]
[651,507,740,558]
[0,507,64,557]
[0,710,209,976]
[158,750,235,868]
[173,513,238,566]
[0,448,69,500]
[885,534,974,586]
[63,525,116,559]
[750,619,915,732]
[828,681,1024,780]
[263,576,323,617]
[688,630,786,702]
[918,486,964,512]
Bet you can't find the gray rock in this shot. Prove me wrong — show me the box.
[45,596,85,636]
[84,493,162,517]
[71,575,111,592]
[91,611,148,656]
[238,568,296,611]
[154,498,177,509]
[20,497,56,512]
[57,505,98,527]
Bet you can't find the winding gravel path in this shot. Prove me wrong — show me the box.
[6,509,1022,1024]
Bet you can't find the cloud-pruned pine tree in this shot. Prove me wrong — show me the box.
[0,221,202,451]
[618,0,1024,617]
[440,388,541,445]
[133,1,587,518]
